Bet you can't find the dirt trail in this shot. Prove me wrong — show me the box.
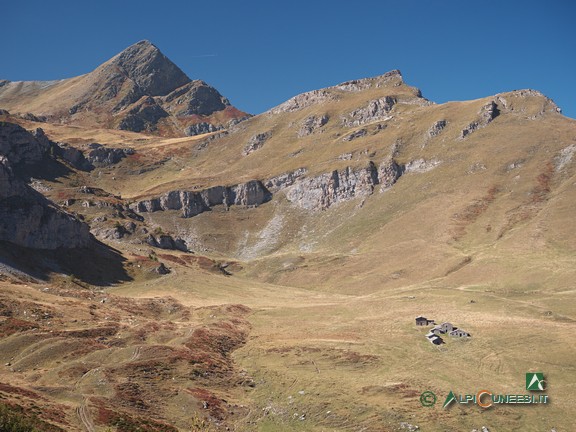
[76,397,95,432]
[130,345,141,361]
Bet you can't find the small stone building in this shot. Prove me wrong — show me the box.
[435,322,454,334]
[449,329,471,338]
[415,316,435,326]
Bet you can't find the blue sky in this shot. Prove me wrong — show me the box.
[2,1,575,118]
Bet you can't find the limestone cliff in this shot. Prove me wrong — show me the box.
[132,180,272,218]
[0,122,92,249]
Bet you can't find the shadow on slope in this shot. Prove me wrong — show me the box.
[19,155,75,183]
[0,240,131,286]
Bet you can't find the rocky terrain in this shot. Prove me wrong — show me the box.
[0,122,91,249]
[0,43,575,431]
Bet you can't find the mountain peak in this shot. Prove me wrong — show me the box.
[102,40,190,98]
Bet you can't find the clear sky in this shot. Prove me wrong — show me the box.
[2,0,575,118]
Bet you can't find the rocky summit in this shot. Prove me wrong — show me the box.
[0,43,575,432]
[0,40,248,136]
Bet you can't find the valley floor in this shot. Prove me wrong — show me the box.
[106,253,576,432]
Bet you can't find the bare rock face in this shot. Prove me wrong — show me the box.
[54,143,92,171]
[0,156,91,249]
[284,158,403,210]
[85,40,191,110]
[0,122,50,166]
[243,132,271,156]
[87,144,134,167]
[268,90,337,114]
[297,115,329,137]
[335,70,404,92]
[165,80,230,116]
[428,120,447,138]
[342,128,367,142]
[378,157,404,189]
[132,180,272,218]
[460,101,500,138]
[0,123,92,248]
[264,168,308,192]
[341,97,397,127]
[404,158,441,173]
[118,96,169,132]
[146,234,188,252]
[185,122,221,136]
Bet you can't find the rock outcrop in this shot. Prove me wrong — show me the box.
[404,158,441,173]
[165,80,230,116]
[342,129,367,142]
[335,70,404,92]
[495,89,562,117]
[297,115,329,137]
[243,132,271,156]
[118,96,169,132]
[132,180,271,218]
[0,155,91,249]
[341,97,397,127]
[53,143,92,171]
[264,168,308,192]
[268,90,337,114]
[87,144,134,167]
[284,158,403,210]
[185,122,222,136]
[146,234,188,252]
[427,120,447,138]
[0,122,50,166]
[132,157,409,216]
[460,101,499,138]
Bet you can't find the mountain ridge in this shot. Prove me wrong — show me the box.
[0,40,248,136]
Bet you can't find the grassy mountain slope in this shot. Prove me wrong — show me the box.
[0,65,575,431]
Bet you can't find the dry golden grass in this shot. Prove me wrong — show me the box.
[2,74,576,430]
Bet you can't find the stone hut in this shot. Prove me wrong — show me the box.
[449,329,471,338]
[415,316,435,326]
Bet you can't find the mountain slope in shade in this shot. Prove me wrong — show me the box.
[0,41,248,136]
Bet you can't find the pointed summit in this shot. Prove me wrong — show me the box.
[103,40,190,97]
[0,41,249,136]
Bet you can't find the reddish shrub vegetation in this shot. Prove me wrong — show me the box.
[186,387,226,419]
[0,318,39,337]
